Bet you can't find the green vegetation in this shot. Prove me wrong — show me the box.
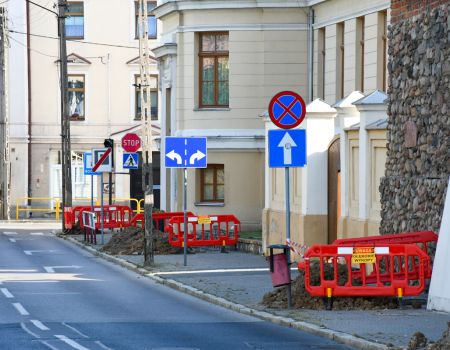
[239,230,262,240]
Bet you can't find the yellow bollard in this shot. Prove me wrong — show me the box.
[55,199,60,220]
[326,287,333,310]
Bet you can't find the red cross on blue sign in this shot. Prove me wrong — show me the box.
[268,91,306,129]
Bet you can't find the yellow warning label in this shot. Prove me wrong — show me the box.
[198,216,211,225]
[351,253,376,264]
[353,247,374,254]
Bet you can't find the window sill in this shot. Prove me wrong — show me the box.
[194,108,230,112]
[195,202,225,207]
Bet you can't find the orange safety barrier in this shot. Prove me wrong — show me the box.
[332,231,437,279]
[78,205,134,230]
[167,214,240,247]
[129,211,195,231]
[298,244,429,303]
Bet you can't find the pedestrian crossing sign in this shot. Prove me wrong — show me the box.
[123,153,139,169]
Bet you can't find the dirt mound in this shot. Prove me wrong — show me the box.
[100,227,182,255]
[410,322,450,350]
[262,263,399,310]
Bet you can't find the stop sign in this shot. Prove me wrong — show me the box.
[121,133,141,153]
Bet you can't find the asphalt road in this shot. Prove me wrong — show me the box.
[0,229,354,350]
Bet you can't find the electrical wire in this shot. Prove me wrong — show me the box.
[9,29,139,49]
[8,34,59,58]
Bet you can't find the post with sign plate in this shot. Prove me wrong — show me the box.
[268,91,307,309]
[165,137,207,266]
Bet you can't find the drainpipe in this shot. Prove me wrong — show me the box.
[26,0,32,205]
[307,7,315,103]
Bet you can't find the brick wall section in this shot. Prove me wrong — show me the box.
[391,0,450,24]
[380,3,450,234]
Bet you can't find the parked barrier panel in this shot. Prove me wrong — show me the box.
[129,212,195,231]
[298,244,429,299]
[167,214,240,247]
[76,205,133,230]
[332,231,437,279]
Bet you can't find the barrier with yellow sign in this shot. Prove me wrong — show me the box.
[351,247,376,264]
[197,215,212,225]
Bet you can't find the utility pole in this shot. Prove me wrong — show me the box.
[0,7,10,220]
[57,0,72,231]
[138,0,154,265]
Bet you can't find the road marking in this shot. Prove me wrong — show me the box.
[24,250,58,255]
[9,238,16,243]
[31,319,50,331]
[3,232,17,235]
[1,288,14,298]
[31,232,44,236]
[44,266,82,273]
[13,302,30,315]
[0,273,96,283]
[21,322,40,339]
[55,335,89,350]
[62,322,89,338]
[40,341,60,350]
[95,341,114,350]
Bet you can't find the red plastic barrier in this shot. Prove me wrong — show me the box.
[78,205,133,230]
[129,212,195,231]
[64,207,74,229]
[167,214,240,247]
[332,231,437,279]
[299,244,429,299]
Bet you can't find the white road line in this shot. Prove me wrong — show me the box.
[3,232,17,235]
[20,322,40,339]
[95,341,114,350]
[62,322,89,338]
[24,250,58,255]
[1,288,14,298]
[31,232,44,236]
[12,302,30,316]
[54,335,89,350]
[31,319,50,331]
[44,266,82,273]
[40,341,60,350]
[9,238,16,243]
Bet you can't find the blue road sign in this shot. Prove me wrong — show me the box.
[83,152,101,175]
[268,129,307,168]
[123,153,139,169]
[268,91,306,129]
[165,137,207,168]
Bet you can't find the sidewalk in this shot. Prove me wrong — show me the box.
[63,231,450,350]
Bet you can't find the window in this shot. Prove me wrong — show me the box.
[199,32,229,108]
[65,2,84,39]
[68,74,85,120]
[135,75,158,120]
[135,1,157,39]
[200,164,224,202]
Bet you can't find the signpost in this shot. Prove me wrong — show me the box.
[268,91,307,309]
[165,137,207,266]
[92,147,113,244]
[121,133,141,153]
[83,152,100,218]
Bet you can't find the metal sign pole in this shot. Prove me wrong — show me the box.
[100,174,104,245]
[285,167,292,309]
[90,174,94,211]
[183,168,188,266]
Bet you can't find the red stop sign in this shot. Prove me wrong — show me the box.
[121,133,141,153]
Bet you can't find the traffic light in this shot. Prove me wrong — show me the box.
[104,138,114,148]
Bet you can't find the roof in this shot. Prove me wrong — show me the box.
[353,90,388,105]
[332,91,365,108]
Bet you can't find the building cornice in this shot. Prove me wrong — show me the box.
[154,0,326,19]
[153,43,178,59]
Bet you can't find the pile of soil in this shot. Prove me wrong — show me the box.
[100,227,182,255]
[262,262,399,310]
[408,322,450,350]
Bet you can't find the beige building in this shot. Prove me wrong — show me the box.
[154,0,390,249]
[9,0,162,216]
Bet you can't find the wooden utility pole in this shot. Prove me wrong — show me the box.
[57,0,72,230]
[138,0,154,265]
[0,7,10,220]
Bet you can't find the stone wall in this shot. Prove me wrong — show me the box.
[380,3,450,234]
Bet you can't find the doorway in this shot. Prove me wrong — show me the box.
[327,138,341,243]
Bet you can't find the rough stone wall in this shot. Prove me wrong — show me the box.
[380,3,450,234]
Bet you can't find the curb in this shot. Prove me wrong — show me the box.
[62,235,390,350]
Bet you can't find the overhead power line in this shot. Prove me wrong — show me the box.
[9,29,139,49]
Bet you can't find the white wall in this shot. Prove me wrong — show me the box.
[428,178,450,313]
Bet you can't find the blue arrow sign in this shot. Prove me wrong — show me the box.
[123,153,139,169]
[165,137,207,168]
[268,129,307,168]
[83,152,101,175]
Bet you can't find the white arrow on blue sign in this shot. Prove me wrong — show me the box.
[165,137,207,168]
[268,129,307,168]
